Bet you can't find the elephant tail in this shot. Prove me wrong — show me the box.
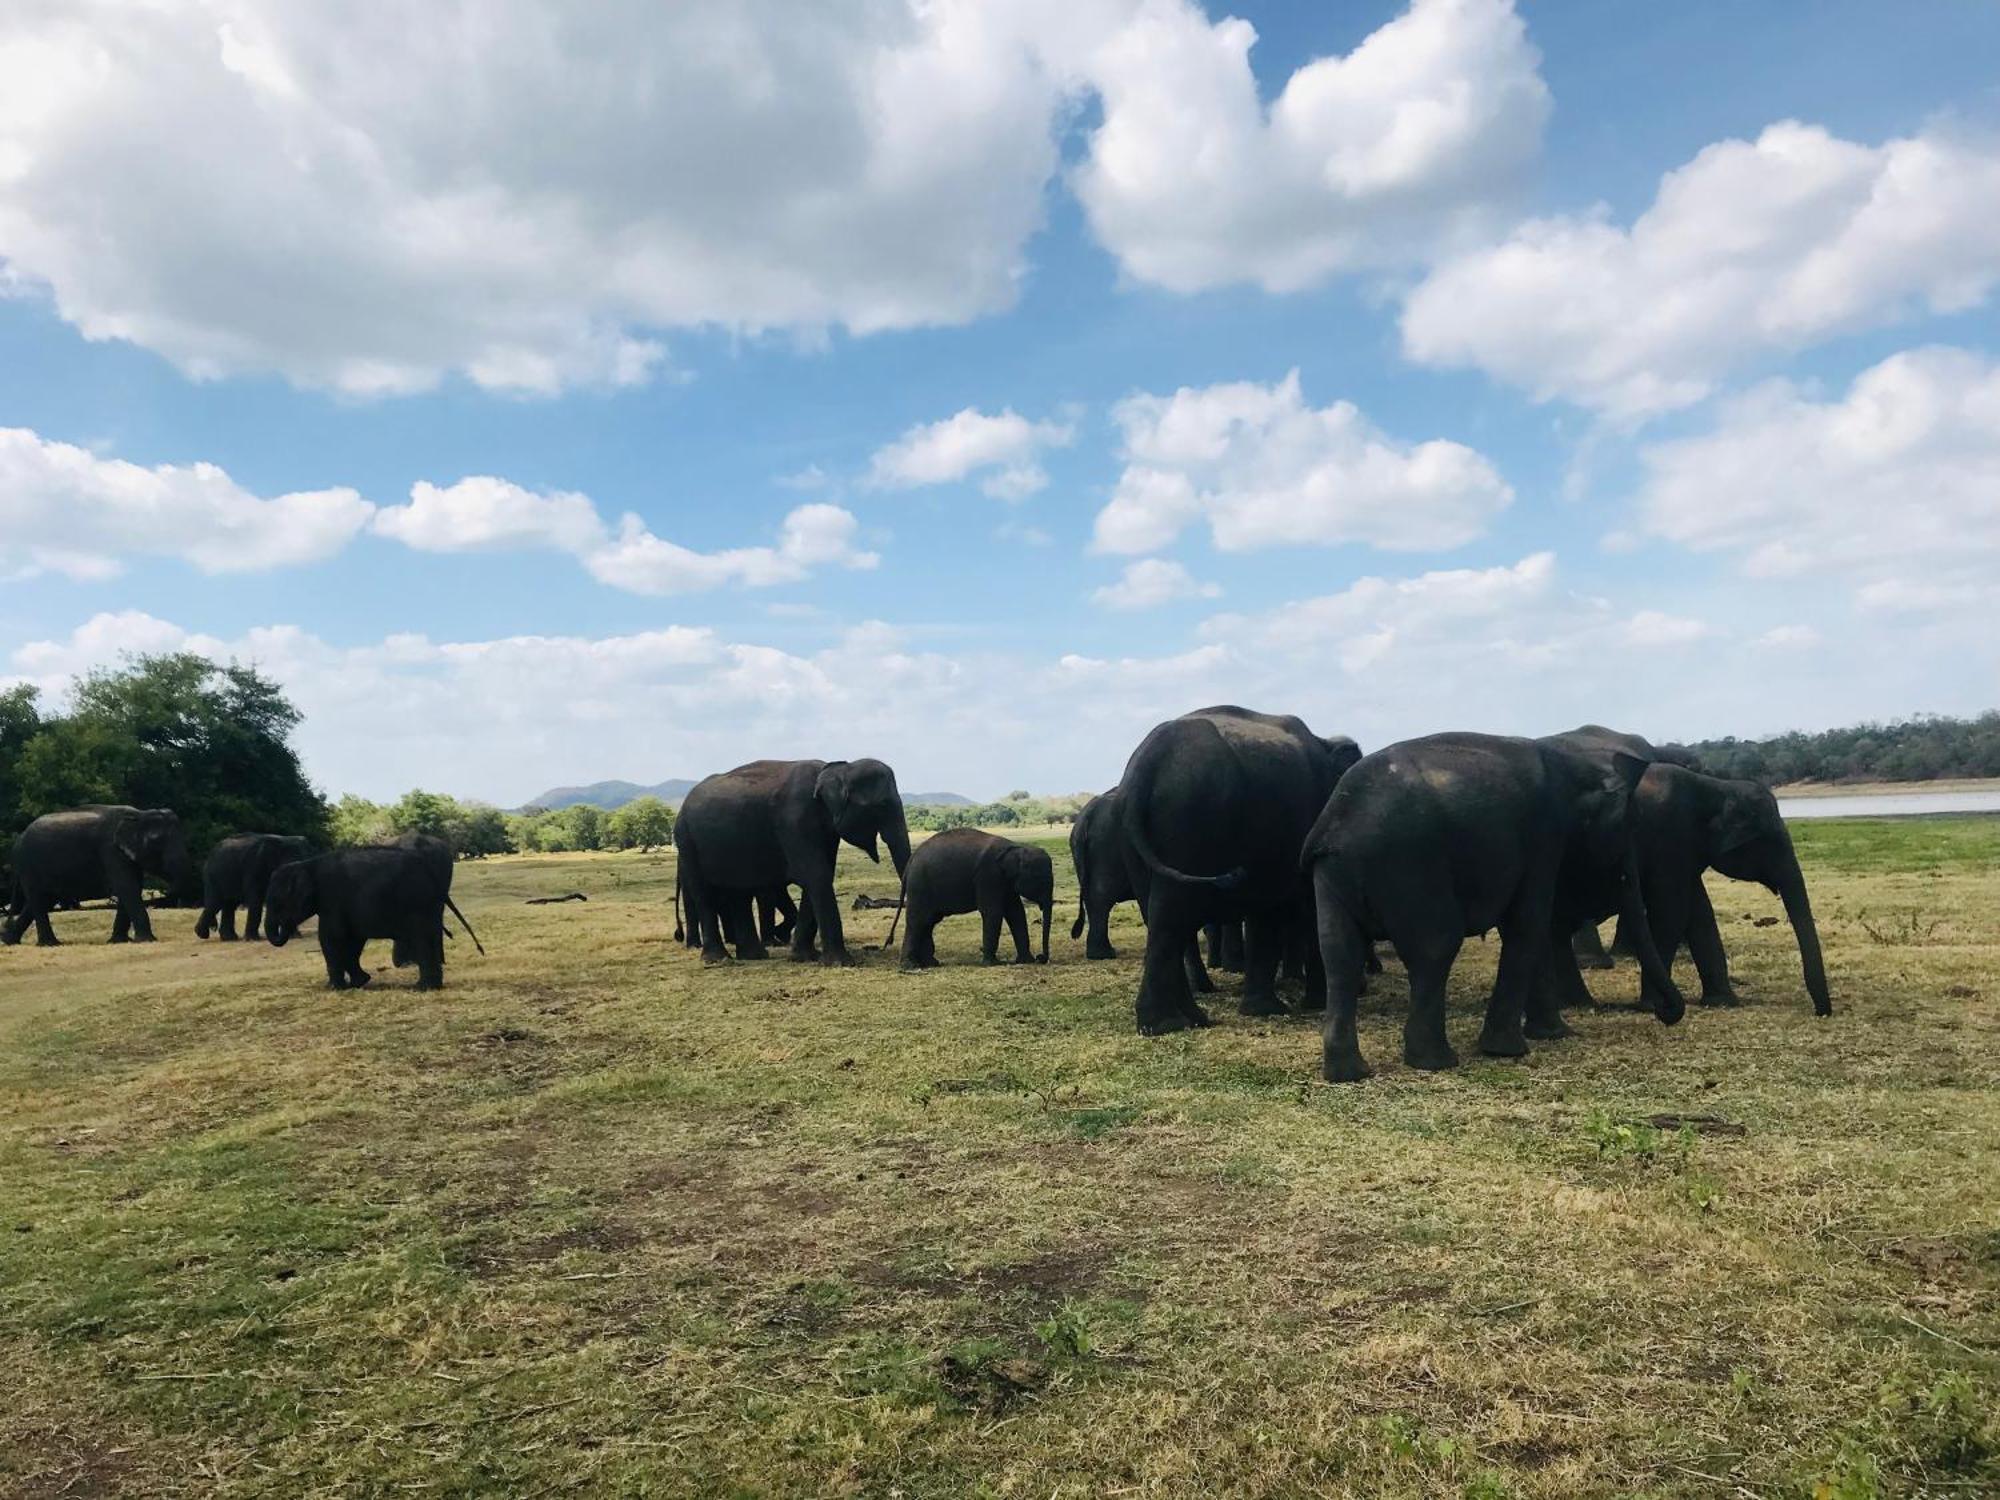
[443,893,485,955]
[1120,737,1248,891]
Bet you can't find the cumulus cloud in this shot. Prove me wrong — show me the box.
[1632,347,2000,609]
[0,426,373,579]
[1091,370,1512,555]
[1402,122,2000,418]
[1071,0,1547,292]
[0,1,1550,393]
[865,407,1076,499]
[374,475,877,596]
[1090,559,1221,610]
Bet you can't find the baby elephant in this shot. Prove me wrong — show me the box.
[265,847,483,991]
[897,829,1052,970]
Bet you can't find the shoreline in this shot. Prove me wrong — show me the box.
[1773,777,2000,799]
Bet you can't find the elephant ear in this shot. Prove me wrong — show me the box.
[1607,751,1651,794]
[112,815,146,864]
[1711,797,1766,854]
[814,763,852,827]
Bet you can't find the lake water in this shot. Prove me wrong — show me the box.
[1777,788,2000,820]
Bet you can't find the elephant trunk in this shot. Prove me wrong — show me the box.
[1620,841,1687,1025]
[1779,862,1832,1017]
[883,805,911,883]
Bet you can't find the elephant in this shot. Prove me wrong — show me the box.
[265,846,483,991]
[3,806,193,946]
[1539,727,1830,1018]
[1553,728,1703,969]
[1306,733,1688,1082]
[1069,789,1135,960]
[675,758,911,967]
[897,828,1053,969]
[195,833,313,941]
[673,871,796,951]
[1118,705,1361,1034]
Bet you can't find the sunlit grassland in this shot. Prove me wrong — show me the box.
[2,819,1996,1497]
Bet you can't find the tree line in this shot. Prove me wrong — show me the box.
[1682,711,2000,786]
[328,792,675,857]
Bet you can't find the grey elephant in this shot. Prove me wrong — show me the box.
[195,833,314,941]
[675,758,911,966]
[1539,726,1830,1018]
[3,806,193,946]
[1069,789,1135,960]
[896,828,1053,969]
[1306,733,1687,1082]
[1118,705,1361,1033]
[380,832,452,968]
[266,846,482,991]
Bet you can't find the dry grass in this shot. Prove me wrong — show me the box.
[2,821,1996,1498]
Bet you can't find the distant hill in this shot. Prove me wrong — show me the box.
[522,779,974,812]
[521,778,698,812]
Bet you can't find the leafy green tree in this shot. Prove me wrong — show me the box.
[330,794,394,847]
[452,803,514,858]
[564,803,604,852]
[389,789,456,841]
[0,684,41,834]
[9,653,327,855]
[606,795,673,850]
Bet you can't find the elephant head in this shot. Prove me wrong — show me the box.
[116,809,193,895]
[1566,750,1689,1026]
[1704,778,1831,1016]
[263,860,319,947]
[1321,735,1364,783]
[815,759,911,880]
[1000,843,1055,963]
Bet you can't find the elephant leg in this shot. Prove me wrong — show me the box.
[898,902,939,970]
[1183,937,1215,995]
[415,921,445,991]
[729,892,770,960]
[33,907,60,946]
[1397,915,1465,1072]
[1084,896,1117,961]
[768,887,799,947]
[1609,911,1640,959]
[1634,880,1690,1016]
[799,872,854,967]
[1220,920,1246,974]
[1203,921,1223,968]
[1685,881,1740,1005]
[680,848,732,964]
[219,904,241,942]
[125,883,157,942]
[1524,930,1582,1040]
[1239,913,1289,1017]
[344,934,372,988]
[1478,881,1553,1058]
[1571,920,1615,970]
[979,899,1004,964]
[1003,894,1032,964]
[109,904,132,943]
[1138,887,1209,1035]
[1314,867,1372,1082]
[790,896,821,962]
[195,903,217,939]
[244,900,264,942]
[319,930,350,988]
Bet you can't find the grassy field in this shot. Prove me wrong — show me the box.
[3,820,1997,1498]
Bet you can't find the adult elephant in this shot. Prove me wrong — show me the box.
[3,806,193,946]
[676,758,910,967]
[1307,734,1687,1081]
[1540,727,1830,1018]
[195,833,314,941]
[1118,705,1360,1033]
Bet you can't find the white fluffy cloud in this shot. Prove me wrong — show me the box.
[374,476,877,596]
[1092,370,1512,554]
[0,426,372,579]
[865,407,1076,499]
[1402,122,2000,417]
[1090,559,1221,610]
[0,1,1549,393]
[1072,0,1548,292]
[1632,346,2000,609]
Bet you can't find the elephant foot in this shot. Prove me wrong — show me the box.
[1034,953,1048,965]
[36,935,61,948]
[1085,944,1117,961]
[1577,954,1615,971]
[820,948,859,969]
[415,980,441,992]
[701,949,732,966]
[1187,973,1216,995]
[1523,1014,1576,1041]
[1405,1039,1461,1071]
[1239,993,1290,1018]
[1698,989,1744,1008]
[789,946,820,964]
[1138,1010,1193,1036]
[1322,1046,1373,1084]
[735,949,771,962]
[108,933,130,945]
[1477,1023,1530,1057]
[351,971,372,988]
[981,954,1000,966]
[219,932,239,943]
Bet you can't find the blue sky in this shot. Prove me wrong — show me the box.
[3,0,1997,803]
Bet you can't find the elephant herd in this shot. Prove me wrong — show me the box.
[3,708,1831,1084]
[670,708,1830,1083]
[2,809,478,992]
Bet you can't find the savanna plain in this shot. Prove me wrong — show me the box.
[3,817,1997,1499]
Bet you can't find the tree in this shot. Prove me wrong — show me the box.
[564,803,604,851]
[8,653,328,855]
[389,789,456,842]
[0,685,44,835]
[610,795,674,850]
[330,794,394,847]
[453,803,514,858]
